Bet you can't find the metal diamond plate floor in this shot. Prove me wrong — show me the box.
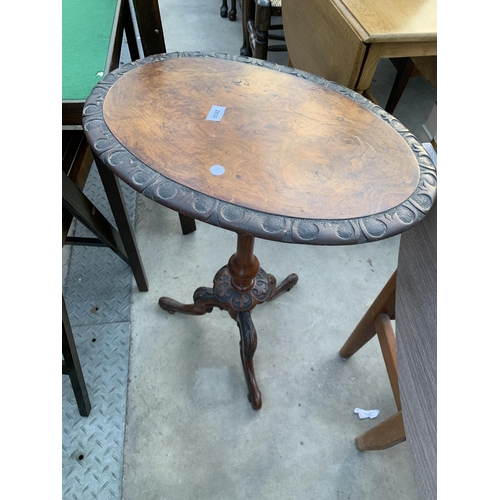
[62,163,136,500]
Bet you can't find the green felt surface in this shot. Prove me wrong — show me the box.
[62,0,119,101]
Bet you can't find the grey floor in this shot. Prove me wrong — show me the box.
[62,1,437,499]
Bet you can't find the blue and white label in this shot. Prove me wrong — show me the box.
[210,165,225,176]
[206,105,226,122]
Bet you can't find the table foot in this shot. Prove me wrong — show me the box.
[159,287,225,315]
[267,273,299,302]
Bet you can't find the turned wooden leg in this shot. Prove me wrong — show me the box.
[240,0,255,55]
[253,0,272,60]
[221,0,237,20]
[220,0,228,17]
[355,411,406,451]
[229,0,237,21]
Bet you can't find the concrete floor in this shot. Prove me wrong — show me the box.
[120,2,436,499]
[63,1,437,498]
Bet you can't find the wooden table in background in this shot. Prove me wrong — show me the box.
[82,52,437,411]
[283,0,437,100]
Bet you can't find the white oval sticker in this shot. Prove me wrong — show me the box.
[210,165,225,176]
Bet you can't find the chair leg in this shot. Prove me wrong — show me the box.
[355,411,406,451]
[122,0,140,61]
[95,158,149,292]
[221,0,228,17]
[221,0,237,21]
[254,29,269,60]
[229,0,237,21]
[62,296,91,417]
[178,213,197,235]
[339,271,396,359]
[131,0,167,56]
[62,172,131,263]
[253,0,271,60]
[240,0,255,55]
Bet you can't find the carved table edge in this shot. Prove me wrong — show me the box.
[82,51,437,246]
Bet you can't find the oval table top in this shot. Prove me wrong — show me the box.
[83,52,436,245]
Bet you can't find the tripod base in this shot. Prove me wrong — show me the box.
[159,257,298,410]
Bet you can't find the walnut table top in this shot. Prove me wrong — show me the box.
[83,52,436,245]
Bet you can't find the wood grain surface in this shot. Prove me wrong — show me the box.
[283,0,437,94]
[103,57,419,220]
[396,200,437,500]
[284,0,367,87]
[338,0,437,43]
